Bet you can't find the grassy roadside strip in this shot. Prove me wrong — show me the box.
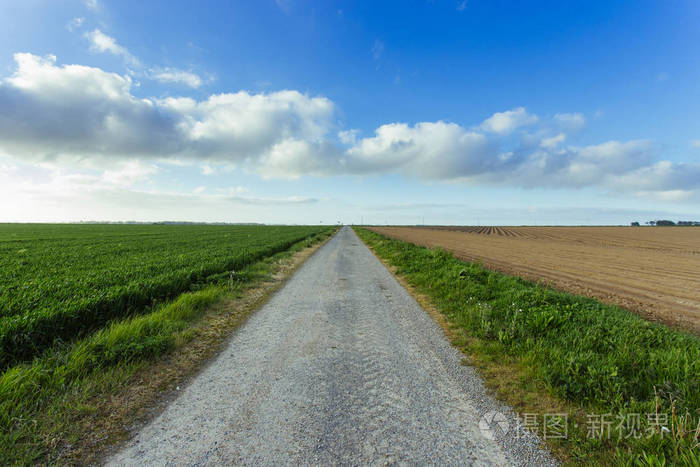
[354,227,700,466]
[0,227,337,465]
[1,225,327,370]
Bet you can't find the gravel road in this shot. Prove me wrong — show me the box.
[107,226,555,466]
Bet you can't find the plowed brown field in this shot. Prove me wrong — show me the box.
[369,226,700,334]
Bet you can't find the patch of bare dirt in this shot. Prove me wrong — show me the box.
[370,226,700,334]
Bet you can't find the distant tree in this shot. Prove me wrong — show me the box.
[630,221,640,226]
[646,221,656,226]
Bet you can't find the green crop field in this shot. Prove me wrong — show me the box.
[0,223,330,369]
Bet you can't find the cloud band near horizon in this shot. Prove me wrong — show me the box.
[1,53,698,202]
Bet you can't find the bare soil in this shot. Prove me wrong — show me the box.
[369,226,700,334]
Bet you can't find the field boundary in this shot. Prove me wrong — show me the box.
[356,229,573,462]
[368,225,700,335]
[354,227,700,465]
[0,228,337,465]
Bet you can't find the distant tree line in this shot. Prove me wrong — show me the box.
[630,220,700,226]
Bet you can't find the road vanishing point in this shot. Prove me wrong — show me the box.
[108,226,555,466]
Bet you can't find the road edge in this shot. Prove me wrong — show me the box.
[68,228,339,465]
[352,226,561,463]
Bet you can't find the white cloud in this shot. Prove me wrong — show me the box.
[193,185,206,193]
[85,30,205,89]
[341,121,671,192]
[0,53,177,161]
[338,129,360,145]
[0,53,334,176]
[257,139,335,179]
[86,29,124,55]
[0,53,697,200]
[83,0,99,11]
[540,133,566,148]
[558,140,654,187]
[345,121,493,180]
[611,160,700,192]
[479,107,538,134]
[85,29,140,66]
[149,68,205,88]
[160,90,335,171]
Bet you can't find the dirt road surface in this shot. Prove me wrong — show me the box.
[107,227,553,466]
[370,226,700,333]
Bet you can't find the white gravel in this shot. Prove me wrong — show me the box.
[107,226,556,466]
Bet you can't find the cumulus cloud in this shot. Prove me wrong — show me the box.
[0,53,333,175]
[612,160,700,192]
[550,140,654,187]
[344,121,494,179]
[341,123,669,192]
[338,129,360,145]
[0,53,180,160]
[540,133,566,148]
[0,53,697,200]
[479,107,538,134]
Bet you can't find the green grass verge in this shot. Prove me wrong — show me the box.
[0,228,336,465]
[355,227,700,466]
[0,224,329,369]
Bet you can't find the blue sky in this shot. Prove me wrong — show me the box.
[1,0,699,224]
